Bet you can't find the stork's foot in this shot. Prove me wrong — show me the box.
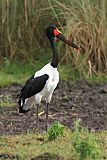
[19,108,30,114]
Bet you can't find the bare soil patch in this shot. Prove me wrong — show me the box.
[0,80,107,135]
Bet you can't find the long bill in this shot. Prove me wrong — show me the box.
[56,33,80,50]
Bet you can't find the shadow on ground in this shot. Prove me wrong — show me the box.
[0,154,20,160]
[31,152,63,160]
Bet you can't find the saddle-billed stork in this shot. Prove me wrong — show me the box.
[18,25,80,131]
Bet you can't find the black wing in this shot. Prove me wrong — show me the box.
[18,74,49,100]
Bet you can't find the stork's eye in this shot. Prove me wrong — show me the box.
[54,29,62,36]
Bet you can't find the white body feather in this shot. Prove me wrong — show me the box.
[34,63,59,104]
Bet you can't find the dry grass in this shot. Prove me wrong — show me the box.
[0,0,107,76]
[57,0,107,76]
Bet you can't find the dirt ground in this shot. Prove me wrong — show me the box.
[0,80,107,135]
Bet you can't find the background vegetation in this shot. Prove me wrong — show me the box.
[0,0,107,84]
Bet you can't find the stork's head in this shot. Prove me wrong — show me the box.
[46,25,80,50]
[46,25,61,38]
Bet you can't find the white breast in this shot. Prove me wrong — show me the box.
[34,63,59,103]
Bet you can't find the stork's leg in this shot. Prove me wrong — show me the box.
[46,102,49,131]
[36,104,39,126]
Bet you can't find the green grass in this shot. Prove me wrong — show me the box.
[0,58,46,86]
[0,58,107,87]
[0,125,107,160]
[47,121,65,141]
[72,120,107,160]
[0,57,80,87]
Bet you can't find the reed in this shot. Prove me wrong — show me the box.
[0,0,107,76]
[56,0,107,76]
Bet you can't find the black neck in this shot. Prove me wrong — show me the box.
[49,37,59,68]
